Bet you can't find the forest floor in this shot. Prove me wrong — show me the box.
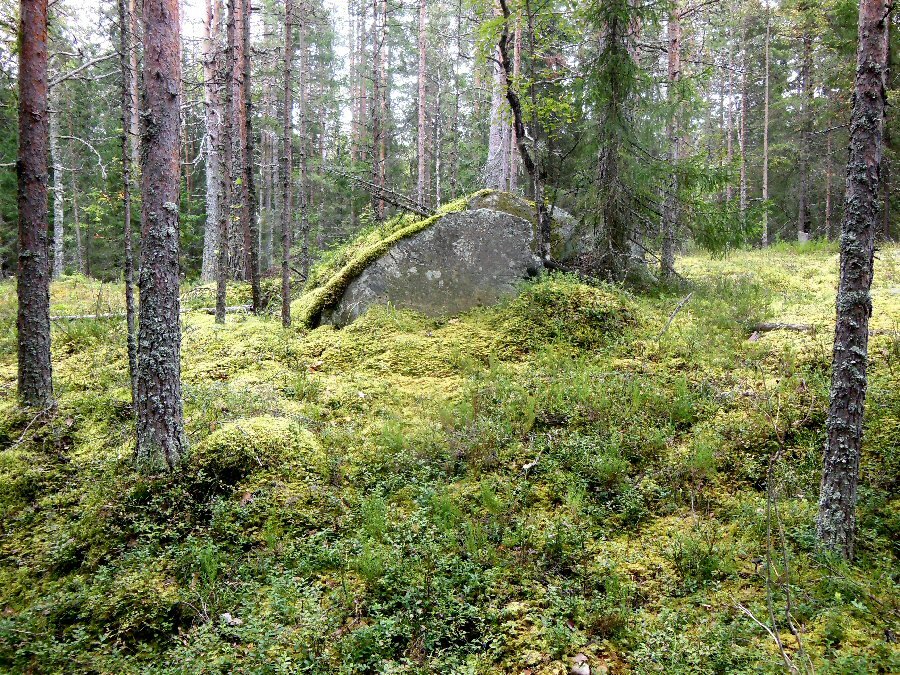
[0,241,898,673]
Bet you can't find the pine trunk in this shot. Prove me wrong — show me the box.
[118,0,138,405]
[817,0,892,559]
[135,0,186,470]
[797,28,813,241]
[17,0,53,407]
[241,0,261,312]
[416,0,427,208]
[281,0,294,327]
[661,6,681,280]
[762,7,770,246]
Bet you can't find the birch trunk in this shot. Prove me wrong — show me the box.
[201,0,223,281]
[49,101,64,278]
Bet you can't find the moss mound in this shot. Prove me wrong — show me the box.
[189,415,321,487]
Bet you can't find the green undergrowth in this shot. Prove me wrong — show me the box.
[0,244,898,673]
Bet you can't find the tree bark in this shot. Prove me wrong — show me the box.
[817,0,892,559]
[508,18,521,193]
[227,0,245,279]
[762,6,770,246]
[661,6,681,280]
[136,0,186,470]
[797,21,813,241]
[201,0,224,281]
[216,0,235,323]
[241,0,261,312]
[739,36,749,226]
[281,0,294,327]
[416,0,427,208]
[17,0,54,407]
[371,0,385,220]
[298,8,310,278]
[118,0,138,405]
[49,99,64,278]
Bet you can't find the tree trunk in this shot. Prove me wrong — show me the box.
[118,0,138,405]
[217,0,235,323]
[371,0,385,220]
[49,100,64,278]
[725,40,733,203]
[739,39,749,225]
[797,25,813,241]
[227,0,245,279]
[485,42,506,190]
[200,0,223,281]
[817,0,892,559]
[17,0,53,407]
[136,0,186,470]
[241,0,260,312]
[661,6,681,281]
[508,18,521,193]
[282,0,294,327]
[298,10,310,278]
[416,0,427,208]
[762,6,770,246]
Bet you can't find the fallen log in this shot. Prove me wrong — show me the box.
[750,322,816,334]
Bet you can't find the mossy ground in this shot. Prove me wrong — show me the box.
[0,244,898,673]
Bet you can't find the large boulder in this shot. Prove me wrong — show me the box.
[298,191,591,327]
[321,207,543,326]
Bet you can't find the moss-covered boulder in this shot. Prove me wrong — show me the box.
[297,191,590,327]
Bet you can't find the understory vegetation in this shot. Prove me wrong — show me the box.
[0,244,898,673]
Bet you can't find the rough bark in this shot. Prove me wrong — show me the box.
[739,37,749,225]
[762,6,770,246]
[216,0,235,324]
[17,0,54,407]
[241,0,261,312]
[661,6,681,281]
[227,0,246,279]
[135,0,186,471]
[201,0,224,281]
[298,17,310,278]
[371,0,385,220]
[49,99,64,278]
[725,40,734,203]
[797,23,813,242]
[416,0,427,208]
[817,0,892,559]
[118,0,138,405]
[508,19,521,193]
[485,43,506,190]
[282,0,294,327]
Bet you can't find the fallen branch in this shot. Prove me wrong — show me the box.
[51,305,251,321]
[658,291,694,340]
[751,322,816,334]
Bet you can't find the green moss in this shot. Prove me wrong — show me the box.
[1,246,899,673]
[189,415,322,486]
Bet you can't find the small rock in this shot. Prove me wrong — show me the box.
[570,653,590,675]
[220,612,244,627]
